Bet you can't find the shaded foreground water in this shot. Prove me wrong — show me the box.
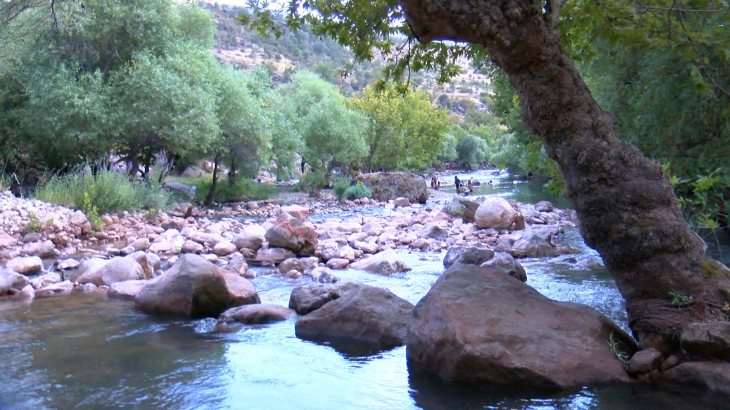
[1,173,729,410]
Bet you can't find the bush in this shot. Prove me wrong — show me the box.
[35,168,169,214]
[342,181,371,200]
[187,176,275,203]
[333,177,351,200]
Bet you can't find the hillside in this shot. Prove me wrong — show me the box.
[202,1,491,113]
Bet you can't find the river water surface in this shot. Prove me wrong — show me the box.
[1,170,729,409]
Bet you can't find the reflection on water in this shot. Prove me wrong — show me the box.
[2,172,729,409]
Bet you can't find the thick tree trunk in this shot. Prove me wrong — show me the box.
[399,0,730,353]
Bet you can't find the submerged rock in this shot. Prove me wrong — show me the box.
[216,304,295,330]
[134,254,259,318]
[295,282,414,348]
[406,263,636,391]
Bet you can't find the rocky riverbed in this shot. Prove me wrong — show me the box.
[2,178,729,399]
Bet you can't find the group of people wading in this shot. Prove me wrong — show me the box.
[430,174,478,195]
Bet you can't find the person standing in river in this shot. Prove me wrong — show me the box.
[454,175,460,189]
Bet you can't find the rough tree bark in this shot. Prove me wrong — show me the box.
[398,0,730,353]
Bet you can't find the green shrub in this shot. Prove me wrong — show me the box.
[188,176,275,203]
[333,177,351,200]
[35,168,169,214]
[342,181,371,200]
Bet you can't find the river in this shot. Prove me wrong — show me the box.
[1,170,729,410]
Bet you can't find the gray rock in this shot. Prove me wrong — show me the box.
[253,247,296,265]
[326,258,350,269]
[35,280,74,298]
[108,279,150,301]
[278,258,305,274]
[421,223,449,240]
[75,257,145,286]
[443,246,495,268]
[29,272,61,289]
[480,252,527,282]
[295,282,414,348]
[213,241,237,256]
[627,348,663,375]
[7,256,43,275]
[509,229,558,258]
[444,197,480,222]
[535,201,554,212]
[0,268,29,295]
[306,267,339,283]
[680,321,730,360]
[349,249,410,275]
[216,304,295,330]
[289,283,357,314]
[181,240,204,254]
[663,361,730,394]
[233,225,266,251]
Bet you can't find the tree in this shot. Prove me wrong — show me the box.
[247,0,730,355]
[204,65,271,206]
[279,71,367,188]
[349,83,448,171]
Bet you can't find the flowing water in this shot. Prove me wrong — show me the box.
[1,170,729,410]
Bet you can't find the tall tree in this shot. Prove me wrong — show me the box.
[248,0,730,354]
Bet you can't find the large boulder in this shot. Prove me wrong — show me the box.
[349,249,411,275]
[444,197,481,222]
[233,225,266,251]
[134,254,259,318]
[295,282,414,348]
[406,263,637,391]
[75,257,145,287]
[443,246,495,268]
[265,213,318,255]
[353,172,428,204]
[475,196,521,230]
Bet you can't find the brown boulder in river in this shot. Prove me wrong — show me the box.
[406,263,637,391]
[134,254,259,318]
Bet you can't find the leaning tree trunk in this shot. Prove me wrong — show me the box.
[399,0,730,353]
